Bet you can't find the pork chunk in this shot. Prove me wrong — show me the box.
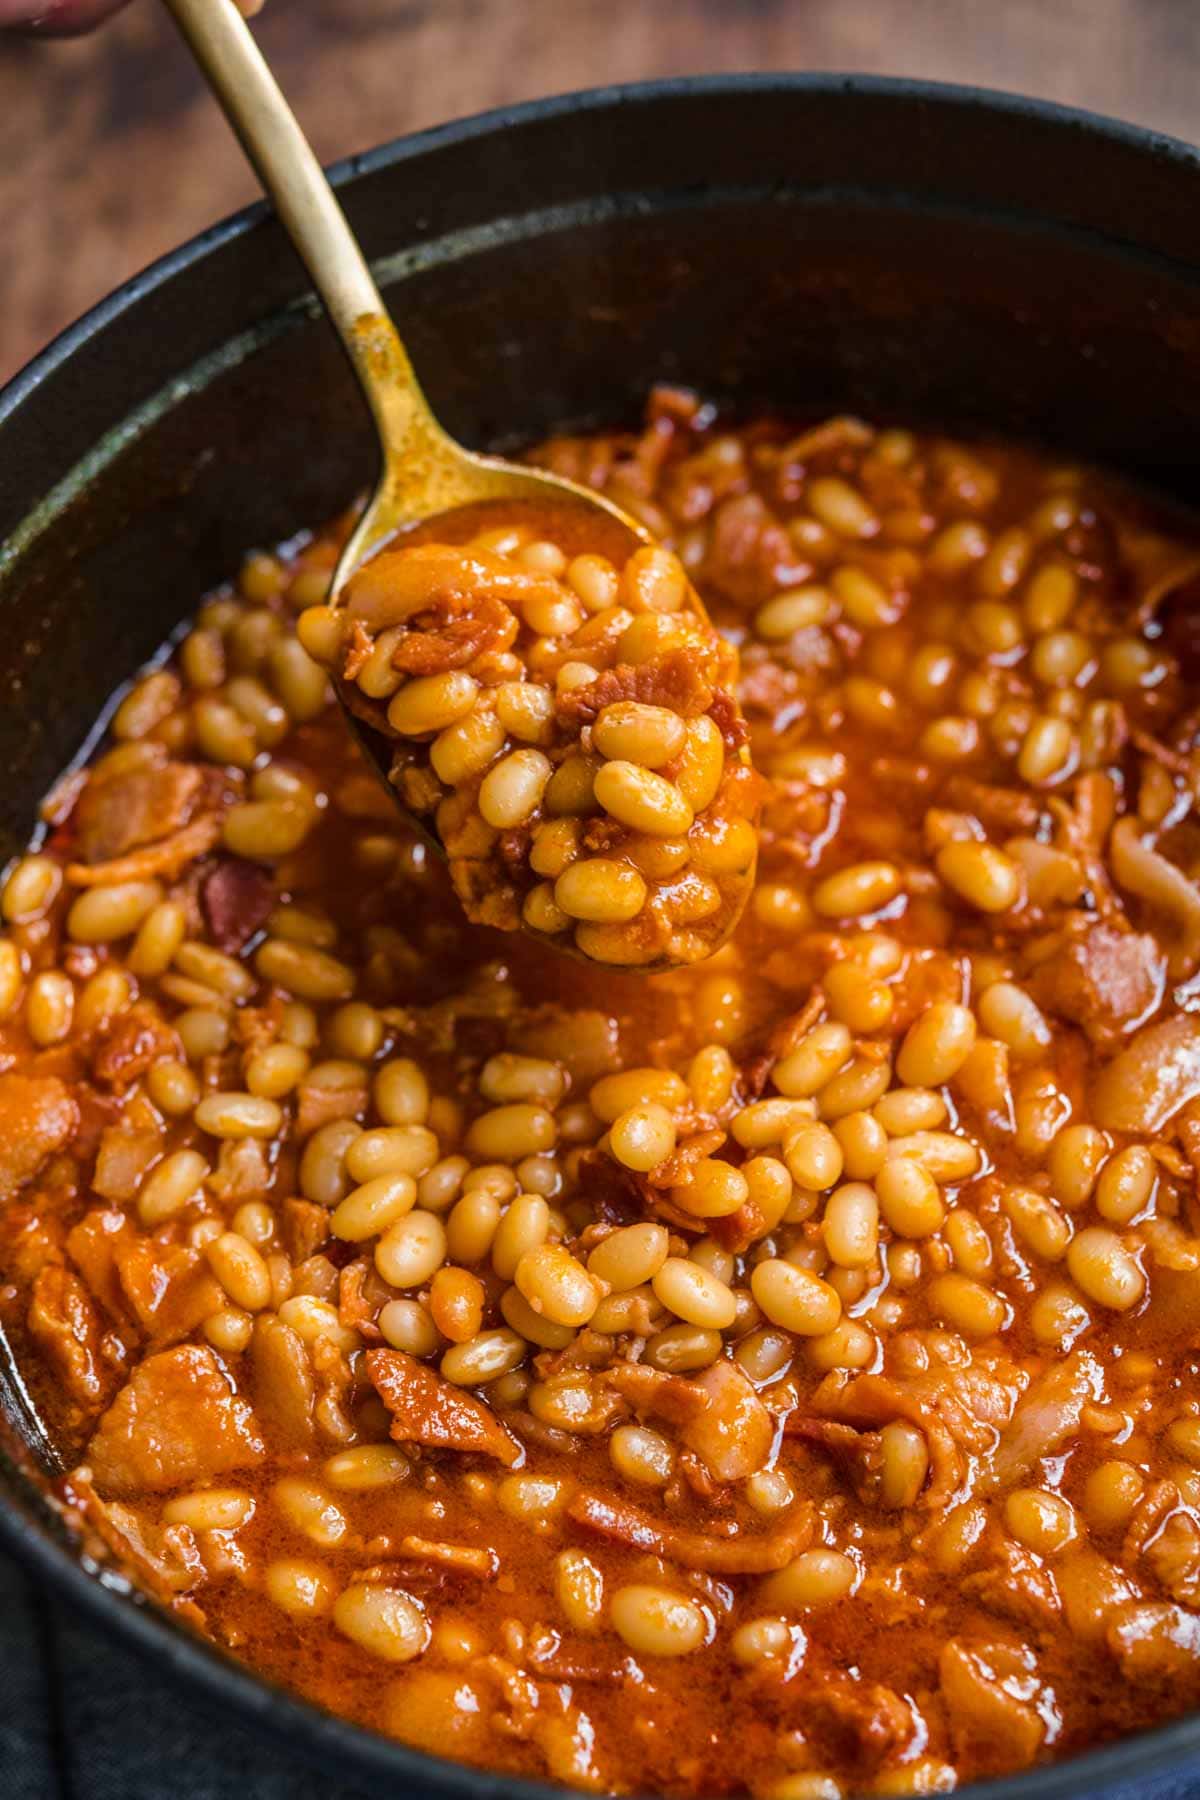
[28,1266,111,1408]
[0,1073,78,1201]
[1033,922,1164,1047]
[367,1347,520,1466]
[87,1345,265,1496]
[75,759,204,864]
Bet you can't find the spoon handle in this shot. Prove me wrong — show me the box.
[162,0,441,472]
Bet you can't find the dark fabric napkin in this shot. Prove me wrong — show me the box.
[0,1546,375,1800]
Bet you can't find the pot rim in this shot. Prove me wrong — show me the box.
[3,68,1200,1800]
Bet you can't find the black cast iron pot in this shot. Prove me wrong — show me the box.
[2,72,1200,1800]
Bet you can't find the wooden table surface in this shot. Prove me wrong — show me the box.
[1,0,1199,383]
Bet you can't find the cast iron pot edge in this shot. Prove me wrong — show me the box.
[2,72,1200,1800]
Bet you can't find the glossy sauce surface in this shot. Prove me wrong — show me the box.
[5,394,1200,1796]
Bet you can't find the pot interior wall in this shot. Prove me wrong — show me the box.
[6,185,1200,865]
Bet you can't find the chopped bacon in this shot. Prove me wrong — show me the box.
[66,815,220,887]
[91,1126,161,1202]
[573,1149,643,1227]
[65,1208,131,1320]
[74,758,205,864]
[939,1641,1047,1764]
[961,1538,1063,1630]
[399,1535,496,1577]
[113,1238,225,1346]
[342,619,373,681]
[978,1350,1099,1494]
[943,775,1041,835]
[708,1200,768,1255]
[709,687,751,752]
[281,1197,331,1263]
[27,1266,111,1408]
[208,1138,270,1203]
[86,1345,265,1496]
[389,592,518,674]
[65,1478,206,1600]
[706,491,806,608]
[795,1671,916,1768]
[601,1363,711,1426]
[812,1371,970,1510]
[367,1348,521,1466]
[0,1073,78,1200]
[649,1128,726,1191]
[567,1490,813,1574]
[682,1359,773,1481]
[788,1416,883,1501]
[1032,920,1164,1048]
[201,858,276,953]
[338,1258,385,1341]
[345,544,560,635]
[1108,1600,1200,1681]
[557,648,715,728]
[91,1005,180,1090]
[295,1078,368,1140]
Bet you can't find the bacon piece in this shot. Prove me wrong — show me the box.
[567,1490,812,1573]
[962,1539,1062,1630]
[74,759,205,864]
[281,1197,331,1263]
[709,687,751,753]
[680,1360,773,1482]
[201,858,276,953]
[1033,921,1165,1048]
[87,1345,266,1496]
[573,1149,643,1227]
[113,1238,225,1346]
[295,1078,368,1140]
[92,1126,162,1202]
[90,1005,180,1090]
[706,490,805,607]
[788,1416,883,1500]
[66,815,221,887]
[367,1347,521,1466]
[601,1363,711,1426]
[0,1073,78,1201]
[65,1208,131,1319]
[208,1138,270,1203]
[943,775,1041,835]
[939,1640,1048,1764]
[978,1350,1099,1494]
[527,1640,643,1685]
[557,648,715,727]
[27,1266,111,1408]
[65,1478,206,1600]
[389,592,518,674]
[399,1535,496,1577]
[339,1258,385,1341]
[797,1671,916,1768]
[1108,1600,1200,1681]
[811,1371,970,1510]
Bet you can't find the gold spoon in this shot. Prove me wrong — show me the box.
[163,0,757,968]
[163,0,650,594]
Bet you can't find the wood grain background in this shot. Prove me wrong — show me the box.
[1,0,1199,383]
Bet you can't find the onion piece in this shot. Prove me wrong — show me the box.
[1091,1012,1200,1133]
[1110,816,1200,978]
